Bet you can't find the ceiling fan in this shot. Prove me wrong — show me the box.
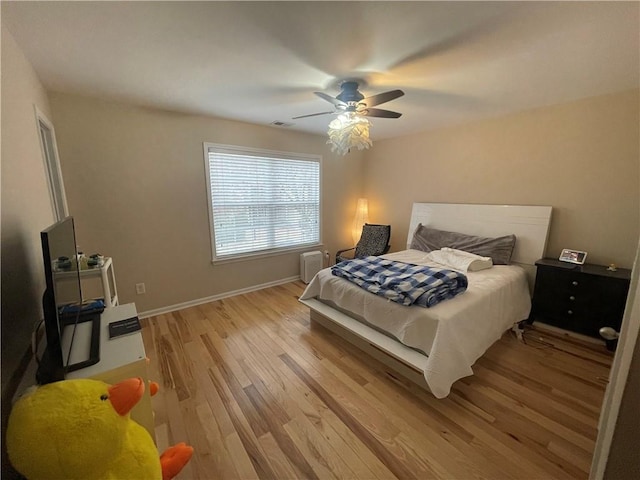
[293,80,404,120]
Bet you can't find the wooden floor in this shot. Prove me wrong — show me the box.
[142,281,613,480]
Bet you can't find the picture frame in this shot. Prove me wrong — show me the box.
[559,248,588,265]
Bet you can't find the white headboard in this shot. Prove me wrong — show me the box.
[406,203,553,266]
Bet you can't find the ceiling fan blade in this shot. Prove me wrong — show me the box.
[361,89,405,108]
[314,91,347,107]
[362,108,403,119]
[292,111,335,120]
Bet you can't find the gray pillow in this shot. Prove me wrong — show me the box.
[410,224,516,265]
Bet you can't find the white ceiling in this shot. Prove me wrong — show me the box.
[3,1,639,140]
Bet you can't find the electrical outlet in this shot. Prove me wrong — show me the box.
[135,283,146,295]
[324,250,330,258]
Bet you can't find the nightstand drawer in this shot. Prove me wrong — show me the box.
[533,295,588,320]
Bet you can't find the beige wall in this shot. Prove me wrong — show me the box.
[47,89,640,313]
[0,26,56,394]
[365,89,640,269]
[48,93,364,313]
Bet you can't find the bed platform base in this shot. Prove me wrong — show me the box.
[300,203,553,395]
[301,298,431,391]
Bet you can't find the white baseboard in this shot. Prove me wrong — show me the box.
[137,275,301,319]
[532,321,605,345]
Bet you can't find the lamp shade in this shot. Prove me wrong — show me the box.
[327,113,372,155]
[352,198,370,244]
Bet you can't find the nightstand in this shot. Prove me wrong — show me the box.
[529,258,631,338]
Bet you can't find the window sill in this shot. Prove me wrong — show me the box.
[211,244,324,266]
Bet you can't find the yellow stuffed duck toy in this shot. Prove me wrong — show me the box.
[6,377,193,480]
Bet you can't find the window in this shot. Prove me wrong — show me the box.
[204,143,321,262]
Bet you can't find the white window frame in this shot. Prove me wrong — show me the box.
[203,142,322,264]
[35,105,68,221]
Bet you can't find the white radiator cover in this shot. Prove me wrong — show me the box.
[300,251,323,284]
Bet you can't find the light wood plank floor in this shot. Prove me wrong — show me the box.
[142,281,613,480]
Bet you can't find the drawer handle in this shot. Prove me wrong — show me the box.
[572,281,579,286]
[569,296,575,301]
[567,310,573,315]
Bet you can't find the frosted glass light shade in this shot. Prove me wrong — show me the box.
[327,113,372,155]
[352,198,369,244]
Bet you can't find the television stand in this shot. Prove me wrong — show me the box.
[65,303,154,441]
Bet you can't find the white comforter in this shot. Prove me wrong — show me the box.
[300,249,531,398]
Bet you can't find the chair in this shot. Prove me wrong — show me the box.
[336,223,391,263]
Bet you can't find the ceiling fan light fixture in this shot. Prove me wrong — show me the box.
[327,113,372,156]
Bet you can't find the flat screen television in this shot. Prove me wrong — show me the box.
[36,216,101,384]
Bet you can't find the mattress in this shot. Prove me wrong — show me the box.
[300,249,532,397]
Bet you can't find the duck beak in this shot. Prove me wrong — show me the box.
[108,377,145,416]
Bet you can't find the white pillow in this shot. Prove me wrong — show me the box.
[427,247,493,272]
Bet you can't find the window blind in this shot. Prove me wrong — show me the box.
[206,146,320,260]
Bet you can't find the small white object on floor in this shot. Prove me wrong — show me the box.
[512,323,525,342]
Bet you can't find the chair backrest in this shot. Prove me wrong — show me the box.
[354,224,391,258]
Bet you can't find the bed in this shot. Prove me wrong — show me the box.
[299,203,553,398]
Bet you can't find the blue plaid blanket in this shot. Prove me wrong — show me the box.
[332,256,468,307]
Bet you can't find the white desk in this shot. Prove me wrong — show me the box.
[65,304,155,440]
